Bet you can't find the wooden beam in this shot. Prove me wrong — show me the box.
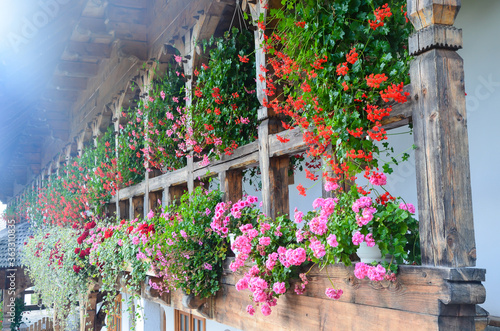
[57,61,99,77]
[106,21,148,41]
[49,76,88,91]
[140,261,485,331]
[66,41,112,58]
[108,0,148,9]
[106,5,147,25]
[117,40,148,60]
[39,99,74,112]
[77,17,108,34]
[44,89,80,102]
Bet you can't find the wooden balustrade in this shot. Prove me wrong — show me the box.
[27,317,53,331]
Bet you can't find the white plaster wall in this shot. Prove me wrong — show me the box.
[142,300,162,330]
[457,0,500,317]
[162,305,176,331]
[206,319,243,331]
[120,293,133,331]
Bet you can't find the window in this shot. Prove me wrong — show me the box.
[175,309,206,331]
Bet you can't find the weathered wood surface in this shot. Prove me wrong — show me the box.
[408,0,460,30]
[222,170,243,203]
[221,261,485,317]
[131,258,485,330]
[132,195,144,219]
[408,0,476,268]
[216,284,440,331]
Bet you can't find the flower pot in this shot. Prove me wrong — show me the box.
[356,242,390,264]
[228,233,239,255]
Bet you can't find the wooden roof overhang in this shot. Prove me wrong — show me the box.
[0,0,235,203]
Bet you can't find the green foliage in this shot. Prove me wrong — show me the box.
[267,0,413,175]
[191,28,260,157]
[146,186,227,298]
[22,227,92,327]
[10,298,25,331]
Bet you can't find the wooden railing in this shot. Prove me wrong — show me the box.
[109,96,413,219]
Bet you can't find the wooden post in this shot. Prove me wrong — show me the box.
[84,291,98,331]
[63,144,72,167]
[129,197,134,221]
[90,113,103,150]
[162,187,170,208]
[110,90,127,220]
[133,65,156,218]
[407,0,475,268]
[75,130,86,158]
[250,0,290,219]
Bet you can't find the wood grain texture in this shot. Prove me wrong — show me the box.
[407,0,461,30]
[223,170,243,203]
[258,119,271,216]
[410,49,476,267]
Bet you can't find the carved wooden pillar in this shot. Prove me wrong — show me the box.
[63,144,72,167]
[134,65,156,218]
[75,130,86,158]
[250,0,289,219]
[110,90,127,219]
[407,2,485,328]
[90,113,104,150]
[408,0,475,268]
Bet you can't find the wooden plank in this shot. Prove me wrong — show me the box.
[192,151,259,179]
[109,0,148,9]
[78,17,108,34]
[223,170,243,203]
[49,76,88,91]
[149,190,163,212]
[119,199,129,220]
[106,5,147,25]
[258,119,272,216]
[132,195,144,219]
[106,21,148,41]
[119,181,146,198]
[169,184,188,204]
[66,42,112,58]
[149,168,188,191]
[44,89,80,102]
[269,156,289,218]
[215,285,439,331]
[220,261,485,317]
[57,61,99,77]
[268,127,305,157]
